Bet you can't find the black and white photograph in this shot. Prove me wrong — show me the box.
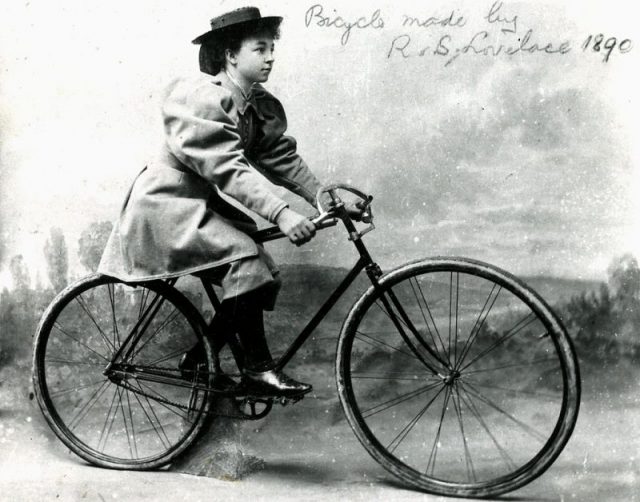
[0,1,637,500]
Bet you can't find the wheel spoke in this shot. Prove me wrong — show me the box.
[119,290,165,361]
[461,381,547,442]
[386,287,450,369]
[107,282,122,350]
[130,381,171,449]
[426,385,453,476]
[374,296,436,359]
[138,287,152,321]
[455,284,501,372]
[355,330,420,360]
[361,381,443,419]
[121,387,139,458]
[387,385,446,453]
[68,380,111,431]
[129,307,180,361]
[116,387,134,458]
[453,273,460,367]
[351,372,437,381]
[459,313,538,372]
[463,357,559,375]
[75,294,116,354]
[408,278,449,363]
[462,379,560,399]
[50,378,106,398]
[45,357,105,367]
[147,345,194,367]
[137,380,194,423]
[97,386,121,452]
[447,272,455,365]
[53,322,109,362]
[374,293,445,374]
[451,384,477,482]
[457,383,517,472]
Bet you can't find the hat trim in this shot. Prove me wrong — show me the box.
[192,16,282,45]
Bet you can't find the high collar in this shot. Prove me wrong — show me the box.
[211,71,264,119]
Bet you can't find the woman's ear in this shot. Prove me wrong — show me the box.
[225,48,237,67]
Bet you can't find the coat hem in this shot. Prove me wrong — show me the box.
[98,250,259,283]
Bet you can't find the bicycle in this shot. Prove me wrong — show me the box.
[32,183,580,498]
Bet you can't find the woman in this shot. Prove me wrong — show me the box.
[99,7,360,396]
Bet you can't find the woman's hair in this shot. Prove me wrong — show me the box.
[199,19,281,75]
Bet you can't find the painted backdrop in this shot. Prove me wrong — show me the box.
[0,0,637,284]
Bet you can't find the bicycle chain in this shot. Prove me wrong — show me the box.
[111,364,280,420]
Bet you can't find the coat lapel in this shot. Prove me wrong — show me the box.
[212,72,264,120]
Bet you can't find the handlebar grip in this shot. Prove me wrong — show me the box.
[251,217,338,244]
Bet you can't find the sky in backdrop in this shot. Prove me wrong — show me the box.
[0,0,638,287]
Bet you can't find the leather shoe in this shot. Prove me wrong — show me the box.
[242,369,312,397]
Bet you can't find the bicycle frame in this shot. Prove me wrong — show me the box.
[201,198,449,378]
[109,189,449,390]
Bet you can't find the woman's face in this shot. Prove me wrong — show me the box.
[228,34,275,84]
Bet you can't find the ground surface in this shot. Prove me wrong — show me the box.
[1,356,639,502]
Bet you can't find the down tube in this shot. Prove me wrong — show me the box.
[274,258,367,372]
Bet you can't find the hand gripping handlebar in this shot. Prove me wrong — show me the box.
[251,183,374,243]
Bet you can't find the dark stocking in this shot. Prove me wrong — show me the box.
[211,289,273,372]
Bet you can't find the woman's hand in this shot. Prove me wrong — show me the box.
[276,208,316,246]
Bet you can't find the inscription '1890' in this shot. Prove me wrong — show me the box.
[582,34,633,62]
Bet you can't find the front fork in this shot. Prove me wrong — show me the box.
[338,204,450,377]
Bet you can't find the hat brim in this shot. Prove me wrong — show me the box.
[192,16,283,45]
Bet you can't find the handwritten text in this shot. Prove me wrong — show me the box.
[304,4,385,45]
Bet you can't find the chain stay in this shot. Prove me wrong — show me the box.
[110,364,293,419]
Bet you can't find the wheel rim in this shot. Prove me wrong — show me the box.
[339,260,579,495]
[35,277,211,467]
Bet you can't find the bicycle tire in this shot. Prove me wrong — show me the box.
[32,274,215,470]
[336,257,580,498]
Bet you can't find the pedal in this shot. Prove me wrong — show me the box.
[277,393,305,406]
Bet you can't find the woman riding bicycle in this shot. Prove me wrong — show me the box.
[98,6,361,396]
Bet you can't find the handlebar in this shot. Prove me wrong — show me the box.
[251,182,374,244]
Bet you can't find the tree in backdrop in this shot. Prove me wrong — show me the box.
[1,255,36,364]
[606,254,640,356]
[607,254,640,315]
[9,254,30,291]
[44,227,69,291]
[563,253,640,362]
[78,221,113,272]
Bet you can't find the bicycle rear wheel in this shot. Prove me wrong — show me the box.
[336,258,580,498]
[32,274,214,470]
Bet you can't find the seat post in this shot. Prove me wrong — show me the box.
[200,278,222,312]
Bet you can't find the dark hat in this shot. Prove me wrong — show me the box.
[192,6,282,44]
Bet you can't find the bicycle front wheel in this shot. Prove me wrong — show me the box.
[32,274,215,470]
[336,258,580,498]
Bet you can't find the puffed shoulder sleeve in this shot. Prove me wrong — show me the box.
[161,77,288,223]
[250,90,323,207]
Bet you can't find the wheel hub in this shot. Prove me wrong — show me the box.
[442,369,461,385]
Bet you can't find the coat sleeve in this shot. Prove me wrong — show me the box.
[250,92,323,207]
[161,78,288,223]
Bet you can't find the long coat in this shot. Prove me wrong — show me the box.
[98,71,322,281]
